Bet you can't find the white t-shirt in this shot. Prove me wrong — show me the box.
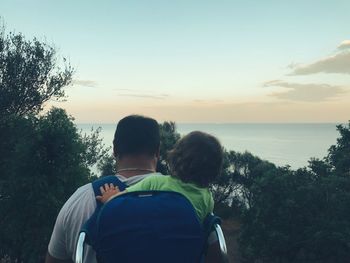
[48,173,157,263]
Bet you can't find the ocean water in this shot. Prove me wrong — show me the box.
[77,123,340,169]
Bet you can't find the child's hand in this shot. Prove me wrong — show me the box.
[96,183,121,203]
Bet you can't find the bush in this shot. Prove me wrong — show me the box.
[0,109,103,262]
[239,122,350,262]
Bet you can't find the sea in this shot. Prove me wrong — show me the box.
[77,123,341,170]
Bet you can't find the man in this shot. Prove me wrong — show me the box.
[46,115,222,263]
[46,115,162,263]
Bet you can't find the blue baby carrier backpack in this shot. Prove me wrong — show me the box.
[75,175,228,263]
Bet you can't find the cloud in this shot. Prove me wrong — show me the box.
[114,88,139,92]
[264,80,346,102]
[117,93,169,100]
[72,79,98,87]
[289,40,350,75]
[263,80,282,86]
[193,99,224,103]
[114,88,170,100]
[290,52,350,75]
[287,62,300,69]
[337,40,350,50]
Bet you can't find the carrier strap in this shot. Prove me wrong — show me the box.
[92,175,127,206]
[201,213,222,257]
[82,175,128,245]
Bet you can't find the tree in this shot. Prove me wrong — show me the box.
[0,109,102,262]
[0,24,73,117]
[238,122,350,262]
[81,127,110,178]
[157,121,181,174]
[308,122,350,179]
[98,154,117,177]
[211,150,276,209]
[0,23,108,262]
[327,122,350,177]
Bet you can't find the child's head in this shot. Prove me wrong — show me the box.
[168,131,223,188]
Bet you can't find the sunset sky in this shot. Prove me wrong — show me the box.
[2,0,350,123]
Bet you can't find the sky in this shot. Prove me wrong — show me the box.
[2,0,350,123]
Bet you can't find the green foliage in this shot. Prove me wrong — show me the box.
[0,109,100,262]
[327,122,350,177]
[214,201,244,220]
[81,127,111,178]
[157,121,181,174]
[238,122,350,262]
[98,154,117,177]
[0,25,73,117]
[0,23,108,262]
[211,150,276,209]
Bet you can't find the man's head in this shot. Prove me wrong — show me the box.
[113,115,160,161]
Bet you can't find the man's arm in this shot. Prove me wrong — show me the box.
[45,253,73,263]
[46,184,97,263]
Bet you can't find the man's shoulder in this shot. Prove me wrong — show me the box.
[60,183,96,220]
[68,183,94,202]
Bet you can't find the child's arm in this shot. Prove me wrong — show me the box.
[96,183,127,203]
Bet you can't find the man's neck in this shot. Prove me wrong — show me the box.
[117,169,155,178]
[117,155,157,178]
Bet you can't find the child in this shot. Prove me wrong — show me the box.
[96,131,223,223]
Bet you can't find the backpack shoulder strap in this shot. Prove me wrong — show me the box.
[92,175,127,198]
[82,176,128,245]
[203,213,221,238]
[202,213,222,255]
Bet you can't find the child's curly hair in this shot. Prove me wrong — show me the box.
[167,131,223,188]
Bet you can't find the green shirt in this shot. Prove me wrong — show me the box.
[127,175,214,223]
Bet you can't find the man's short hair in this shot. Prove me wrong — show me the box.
[113,115,160,158]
